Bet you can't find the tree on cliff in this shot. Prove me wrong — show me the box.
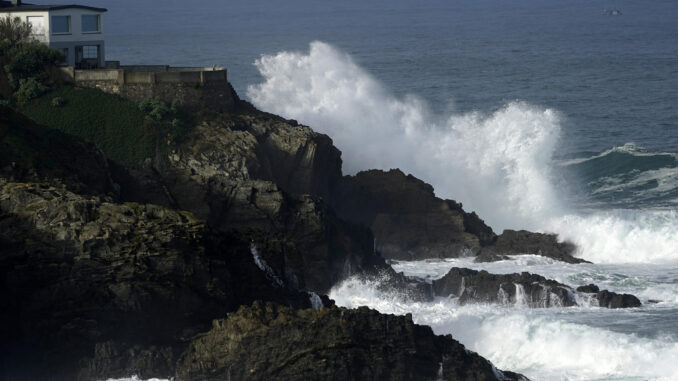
[0,16,62,103]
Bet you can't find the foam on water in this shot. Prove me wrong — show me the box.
[391,256,678,306]
[247,41,678,264]
[330,275,678,381]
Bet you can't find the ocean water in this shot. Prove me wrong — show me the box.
[42,0,678,379]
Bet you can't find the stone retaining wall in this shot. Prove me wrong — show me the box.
[60,65,236,112]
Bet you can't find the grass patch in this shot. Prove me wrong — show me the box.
[17,85,155,164]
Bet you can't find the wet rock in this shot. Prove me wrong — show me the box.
[479,229,589,264]
[596,290,642,308]
[176,301,529,381]
[332,169,495,260]
[432,268,577,307]
[576,284,600,293]
[473,251,510,263]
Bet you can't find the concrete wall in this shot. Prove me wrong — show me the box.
[62,66,235,112]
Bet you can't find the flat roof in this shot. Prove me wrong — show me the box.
[0,1,107,12]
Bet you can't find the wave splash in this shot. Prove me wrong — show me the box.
[247,41,678,264]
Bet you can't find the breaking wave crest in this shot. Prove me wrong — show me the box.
[247,41,678,264]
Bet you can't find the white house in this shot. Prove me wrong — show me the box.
[0,0,107,68]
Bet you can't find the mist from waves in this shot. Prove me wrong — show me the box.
[329,265,678,381]
[247,41,678,264]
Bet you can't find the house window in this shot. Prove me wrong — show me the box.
[60,48,69,63]
[27,16,45,35]
[51,16,70,34]
[82,45,98,59]
[81,15,100,33]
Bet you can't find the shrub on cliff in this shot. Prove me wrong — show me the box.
[3,42,63,89]
[0,17,63,101]
[138,97,192,143]
[14,77,48,104]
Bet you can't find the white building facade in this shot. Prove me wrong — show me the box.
[0,0,107,68]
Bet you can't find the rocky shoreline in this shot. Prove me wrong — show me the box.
[0,84,641,380]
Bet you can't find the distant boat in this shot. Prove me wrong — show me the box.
[603,9,623,16]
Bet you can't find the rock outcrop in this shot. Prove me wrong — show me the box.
[432,268,577,307]
[331,169,585,264]
[159,114,381,294]
[176,301,528,381]
[0,181,328,380]
[432,268,641,309]
[476,230,588,264]
[332,169,495,260]
[576,286,642,308]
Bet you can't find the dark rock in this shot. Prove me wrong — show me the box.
[159,115,382,294]
[576,284,600,293]
[596,290,642,308]
[480,229,589,264]
[78,341,178,381]
[176,301,529,381]
[0,181,328,380]
[332,169,496,260]
[474,251,510,263]
[432,268,577,307]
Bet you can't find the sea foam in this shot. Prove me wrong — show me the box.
[330,275,678,381]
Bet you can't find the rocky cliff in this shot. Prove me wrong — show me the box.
[0,86,574,380]
[176,302,528,381]
[0,180,330,379]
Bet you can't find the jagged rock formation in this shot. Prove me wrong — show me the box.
[577,286,642,308]
[476,230,588,264]
[0,181,328,380]
[432,267,577,307]
[158,114,380,294]
[332,169,495,260]
[432,268,641,309]
[332,169,585,264]
[176,301,528,381]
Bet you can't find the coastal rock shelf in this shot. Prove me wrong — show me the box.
[432,267,641,309]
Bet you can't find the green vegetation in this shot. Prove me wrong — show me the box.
[0,104,82,169]
[137,97,192,143]
[1,17,194,165]
[0,17,63,102]
[18,86,154,163]
[15,77,48,104]
[51,96,66,107]
[18,86,193,164]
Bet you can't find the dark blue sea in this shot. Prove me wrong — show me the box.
[40,0,678,379]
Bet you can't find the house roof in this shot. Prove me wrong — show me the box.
[0,1,107,13]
